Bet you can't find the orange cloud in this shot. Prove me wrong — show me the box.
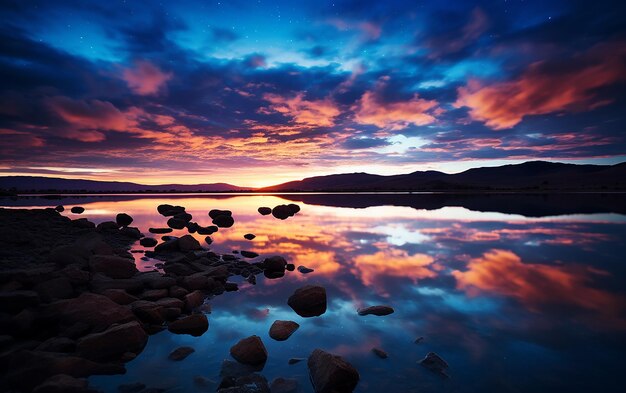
[452,249,625,316]
[261,93,340,127]
[352,78,439,130]
[122,60,172,96]
[455,42,626,129]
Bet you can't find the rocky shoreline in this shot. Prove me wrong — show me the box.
[0,205,369,393]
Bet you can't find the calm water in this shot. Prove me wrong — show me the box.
[3,193,626,392]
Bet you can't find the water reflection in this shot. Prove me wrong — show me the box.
[2,194,626,392]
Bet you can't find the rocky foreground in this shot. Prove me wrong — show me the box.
[0,205,369,393]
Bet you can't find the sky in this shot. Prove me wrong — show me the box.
[0,0,625,187]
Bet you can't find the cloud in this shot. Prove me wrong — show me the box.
[352,77,440,130]
[122,60,172,95]
[261,93,341,127]
[454,42,626,129]
[427,8,489,58]
[327,19,382,41]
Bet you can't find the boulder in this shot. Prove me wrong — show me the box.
[205,236,213,245]
[101,289,138,305]
[89,275,143,294]
[257,207,272,215]
[34,277,73,302]
[54,205,64,212]
[32,374,89,393]
[419,352,449,376]
[179,234,202,252]
[140,288,169,301]
[157,204,185,216]
[115,213,133,227]
[243,233,256,240]
[77,321,147,361]
[240,251,259,258]
[149,227,172,234]
[270,377,298,393]
[197,225,218,235]
[71,218,95,229]
[36,337,76,353]
[119,227,142,239]
[372,348,388,359]
[89,255,137,279]
[287,285,327,317]
[168,314,208,336]
[137,272,176,289]
[96,221,120,233]
[287,204,300,214]
[208,209,232,219]
[263,256,286,273]
[139,237,158,247]
[169,286,189,299]
[168,346,195,361]
[48,245,91,267]
[229,335,268,365]
[297,266,314,274]
[167,217,187,229]
[357,305,394,316]
[308,349,359,393]
[70,207,84,214]
[0,290,40,314]
[174,212,193,222]
[184,290,205,311]
[269,320,299,341]
[51,292,135,331]
[271,205,291,220]
[212,214,234,228]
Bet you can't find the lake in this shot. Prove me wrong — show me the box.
[2,193,625,392]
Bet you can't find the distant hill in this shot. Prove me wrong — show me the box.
[0,176,246,193]
[261,161,626,191]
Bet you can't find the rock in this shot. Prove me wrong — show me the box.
[372,348,388,359]
[414,336,424,344]
[89,255,137,279]
[36,337,76,353]
[181,274,208,290]
[287,285,327,317]
[154,239,179,253]
[0,290,40,313]
[229,335,268,365]
[140,288,169,300]
[149,227,172,234]
[212,214,234,228]
[419,352,449,376]
[357,305,394,316]
[197,225,218,235]
[271,205,291,220]
[168,314,208,336]
[118,382,146,393]
[32,374,89,393]
[264,256,286,273]
[174,212,193,222]
[287,204,300,214]
[116,213,133,227]
[140,237,158,247]
[179,234,202,251]
[186,222,199,233]
[157,204,185,216]
[257,207,272,215]
[184,290,205,311]
[48,245,91,267]
[168,346,195,361]
[155,297,184,309]
[219,373,270,393]
[193,376,214,387]
[71,218,95,229]
[119,226,142,239]
[243,233,256,240]
[161,307,181,321]
[131,301,164,324]
[51,292,135,331]
[163,262,195,277]
[90,274,143,294]
[55,205,64,212]
[101,289,138,305]
[205,236,213,245]
[308,349,359,393]
[269,320,299,341]
[270,377,298,393]
[288,358,305,365]
[169,286,189,299]
[34,277,73,302]
[77,321,148,361]
[137,272,176,289]
[209,209,232,219]
[97,221,120,232]
[70,206,84,214]
[240,250,259,258]
[297,266,314,274]
[167,217,187,229]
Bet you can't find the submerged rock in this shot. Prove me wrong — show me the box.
[308,349,359,393]
[288,358,305,365]
[269,320,299,341]
[419,352,449,376]
[371,348,388,359]
[288,285,327,317]
[357,305,394,316]
[230,335,268,365]
[168,314,208,336]
[77,321,148,361]
[168,346,195,361]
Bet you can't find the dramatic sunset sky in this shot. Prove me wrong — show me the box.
[1,0,625,187]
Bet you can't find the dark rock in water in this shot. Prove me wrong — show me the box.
[168,314,208,336]
[140,288,169,301]
[70,206,84,214]
[357,305,394,316]
[269,320,299,341]
[32,374,89,393]
[271,205,291,220]
[419,352,449,376]
[116,213,133,227]
[72,218,95,229]
[101,289,138,305]
[77,321,148,361]
[193,376,214,387]
[0,290,40,313]
[149,227,172,234]
[157,204,185,216]
[308,349,359,393]
[414,336,424,344]
[55,205,64,212]
[4,350,124,391]
[197,225,218,235]
[168,346,195,361]
[184,290,205,311]
[140,237,158,247]
[270,377,298,393]
[212,214,234,228]
[230,335,268,365]
[220,359,265,379]
[288,358,305,365]
[209,209,232,219]
[167,217,187,229]
[258,207,272,215]
[287,203,301,214]
[51,292,135,331]
[137,272,176,289]
[285,263,295,271]
[372,348,388,359]
[154,238,179,253]
[174,212,193,222]
[186,222,199,233]
[297,265,314,274]
[224,282,239,292]
[240,250,259,258]
[34,277,73,302]
[118,382,146,393]
[89,255,138,279]
[205,236,213,245]
[179,234,202,252]
[243,233,256,240]
[263,270,285,279]
[287,285,327,317]
[119,226,143,239]
[264,255,287,273]
[97,221,120,232]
